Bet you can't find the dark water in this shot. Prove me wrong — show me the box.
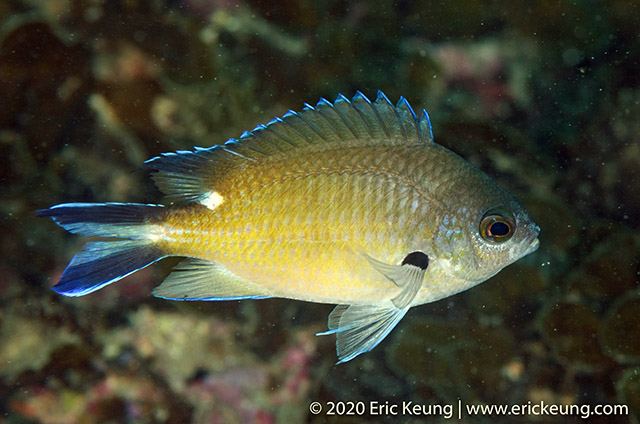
[1,1,639,423]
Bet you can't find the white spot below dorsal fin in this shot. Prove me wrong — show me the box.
[200,191,224,210]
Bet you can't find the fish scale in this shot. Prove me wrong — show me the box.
[38,91,539,363]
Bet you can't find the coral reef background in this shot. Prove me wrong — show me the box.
[1,1,639,423]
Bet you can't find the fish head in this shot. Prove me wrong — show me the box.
[469,201,540,278]
[431,176,540,284]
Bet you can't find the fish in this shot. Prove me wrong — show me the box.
[38,91,540,363]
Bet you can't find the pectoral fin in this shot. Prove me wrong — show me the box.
[364,251,429,309]
[317,303,408,363]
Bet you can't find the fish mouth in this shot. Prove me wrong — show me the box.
[524,237,540,256]
[522,223,540,256]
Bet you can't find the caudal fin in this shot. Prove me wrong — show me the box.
[37,203,167,296]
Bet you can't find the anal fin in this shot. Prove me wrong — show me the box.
[152,258,270,301]
[317,303,408,363]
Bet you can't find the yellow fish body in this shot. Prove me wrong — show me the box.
[39,92,540,363]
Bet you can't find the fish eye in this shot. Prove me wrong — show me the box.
[480,209,515,243]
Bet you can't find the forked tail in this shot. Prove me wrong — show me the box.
[37,203,166,296]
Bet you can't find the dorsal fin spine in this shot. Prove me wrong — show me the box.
[316,98,357,139]
[349,91,375,138]
[222,144,254,161]
[257,123,292,150]
[386,95,408,143]
[329,95,360,139]
[333,95,364,139]
[419,109,434,142]
[370,92,392,138]
[236,132,269,156]
[314,98,345,140]
[280,111,314,145]
[250,127,287,152]
[293,108,329,143]
[398,96,421,143]
[264,117,299,147]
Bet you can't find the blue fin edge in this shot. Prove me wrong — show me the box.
[153,294,272,301]
[143,91,433,172]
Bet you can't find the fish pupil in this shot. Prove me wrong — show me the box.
[489,221,510,237]
[401,251,429,270]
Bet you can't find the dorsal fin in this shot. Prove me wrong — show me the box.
[144,91,434,204]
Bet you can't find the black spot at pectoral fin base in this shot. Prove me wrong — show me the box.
[401,251,429,270]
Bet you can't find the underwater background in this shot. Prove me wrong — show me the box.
[1,0,639,423]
